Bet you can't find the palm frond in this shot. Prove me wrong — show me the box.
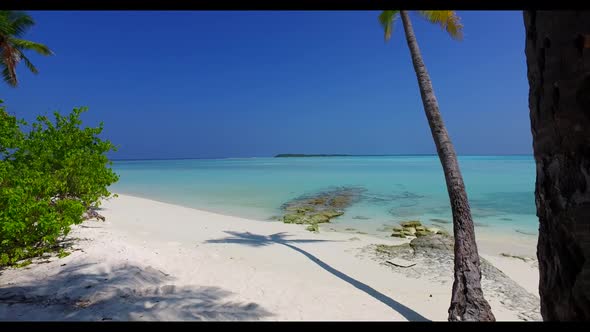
[0,11,48,87]
[0,11,35,37]
[418,10,463,40]
[1,62,17,87]
[378,10,400,42]
[0,12,12,36]
[8,11,35,37]
[17,50,38,74]
[11,38,53,56]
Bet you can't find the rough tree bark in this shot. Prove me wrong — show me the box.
[399,11,495,321]
[524,10,590,321]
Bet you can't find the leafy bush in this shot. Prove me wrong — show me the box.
[0,101,118,266]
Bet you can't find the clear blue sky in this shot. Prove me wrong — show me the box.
[2,11,531,159]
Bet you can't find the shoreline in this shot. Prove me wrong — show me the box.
[109,191,539,258]
[0,194,540,321]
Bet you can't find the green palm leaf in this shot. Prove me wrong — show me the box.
[378,10,400,42]
[418,10,463,40]
[18,50,38,74]
[1,62,17,87]
[0,11,34,37]
[7,11,35,37]
[11,38,53,56]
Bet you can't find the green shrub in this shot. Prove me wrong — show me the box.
[0,102,118,266]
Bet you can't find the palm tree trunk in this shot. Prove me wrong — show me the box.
[399,11,495,321]
[524,10,590,321]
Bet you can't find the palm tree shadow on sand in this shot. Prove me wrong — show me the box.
[206,231,429,321]
[0,262,272,321]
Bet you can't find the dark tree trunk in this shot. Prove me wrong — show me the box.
[399,11,495,321]
[524,11,590,321]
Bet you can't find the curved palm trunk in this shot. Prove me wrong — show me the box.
[399,11,495,321]
[524,10,590,320]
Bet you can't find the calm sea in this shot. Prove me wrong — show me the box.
[111,156,538,238]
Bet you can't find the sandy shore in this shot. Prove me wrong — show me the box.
[0,194,540,321]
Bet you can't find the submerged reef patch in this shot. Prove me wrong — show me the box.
[279,186,365,231]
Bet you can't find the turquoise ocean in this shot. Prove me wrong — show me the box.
[111,156,538,238]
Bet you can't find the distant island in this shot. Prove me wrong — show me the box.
[274,154,351,158]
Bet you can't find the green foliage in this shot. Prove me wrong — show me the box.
[57,249,70,259]
[0,102,118,266]
[378,10,463,42]
[14,259,32,268]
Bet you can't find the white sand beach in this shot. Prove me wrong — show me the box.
[0,194,540,321]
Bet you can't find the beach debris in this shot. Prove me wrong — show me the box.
[279,187,365,231]
[385,258,416,268]
[352,215,371,220]
[500,252,535,262]
[515,229,536,236]
[74,299,92,308]
[83,208,105,222]
[376,244,399,254]
[368,235,541,321]
[306,224,319,233]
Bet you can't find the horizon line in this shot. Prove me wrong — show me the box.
[111,153,534,162]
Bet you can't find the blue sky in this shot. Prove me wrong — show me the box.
[2,11,530,159]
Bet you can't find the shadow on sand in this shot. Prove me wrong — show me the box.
[206,231,429,321]
[0,262,272,321]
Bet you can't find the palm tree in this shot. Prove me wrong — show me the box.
[0,11,53,87]
[524,10,590,320]
[378,10,495,321]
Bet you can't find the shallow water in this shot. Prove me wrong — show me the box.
[111,155,538,238]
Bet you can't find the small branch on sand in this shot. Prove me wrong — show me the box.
[386,259,416,268]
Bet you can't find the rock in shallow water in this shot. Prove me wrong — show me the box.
[414,230,430,237]
[392,219,451,238]
[391,231,406,238]
[279,187,364,231]
[403,226,417,235]
[424,226,440,233]
[400,220,422,228]
[409,234,454,251]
